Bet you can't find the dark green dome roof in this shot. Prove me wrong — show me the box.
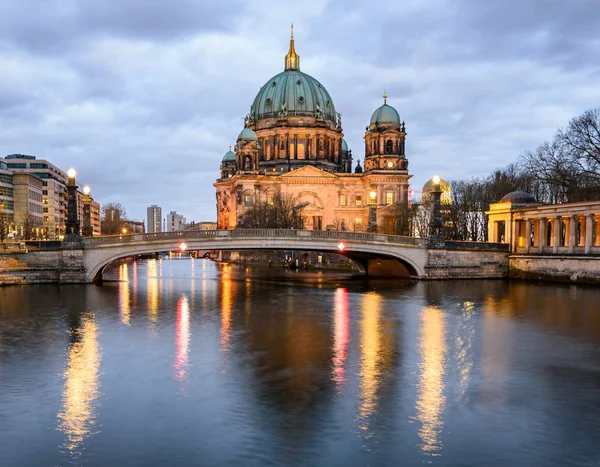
[222,149,236,162]
[237,127,257,141]
[250,69,337,123]
[370,103,401,125]
[341,138,349,152]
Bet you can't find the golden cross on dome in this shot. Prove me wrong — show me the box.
[291,23,294,39]
[383,91,388,104]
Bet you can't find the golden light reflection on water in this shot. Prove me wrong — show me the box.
[358,292,382,428]
[118,263,131,326]
[57,314,101,460]
[220,265,232,352]
[147,259,160,325]
[174,295,190,384]
[416,306,446,456]
[332,288,350,391]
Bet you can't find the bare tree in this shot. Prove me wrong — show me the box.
[101,202,128,235]
[240,190,304,229]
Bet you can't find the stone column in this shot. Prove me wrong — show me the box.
[585,214,594,254]
[538,217,546,251]
[595,216,600,247]
[568,215,576,253]
[511,217,519,253]
[553,216,560,254]
[524,218,531,253]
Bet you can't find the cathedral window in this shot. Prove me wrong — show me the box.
[267,192,274,205]
[244,193,253,206]
[339,193,347,206]
[385,140,393,154]
[368,191,377,205]
[386,191,394,205]
[355,196,362,207]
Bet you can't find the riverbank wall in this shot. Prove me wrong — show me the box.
[218,250,361,272]
[509,255,600,285]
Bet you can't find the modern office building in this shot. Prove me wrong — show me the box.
[147,205,162,233]
[166,211,187,231]
[0,160,15,237]
[4,154,67,239]
[12,173,44,238]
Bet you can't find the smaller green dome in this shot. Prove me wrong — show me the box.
[237,127,257,142]
[341,138,349,152]
[370,103,400,125]
[222,148,236,162]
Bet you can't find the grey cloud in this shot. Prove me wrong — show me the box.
[0,0,599,220]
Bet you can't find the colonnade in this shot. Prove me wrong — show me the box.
[514,214,600,254]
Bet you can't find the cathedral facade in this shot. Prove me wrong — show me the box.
[214,31,412,233]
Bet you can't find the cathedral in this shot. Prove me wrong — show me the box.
[214,29,412,233]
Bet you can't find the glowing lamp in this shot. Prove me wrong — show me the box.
[179,242,187,251]
[83,186,90,195]
[369,191,376,198]
[337,242,346,251]
[121,228,127,234]
[67,168,76,179]
[432,175,441,185]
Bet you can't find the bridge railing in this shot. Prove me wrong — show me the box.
[83,229,428,247]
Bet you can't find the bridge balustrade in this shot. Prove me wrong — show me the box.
[82,229,428,247]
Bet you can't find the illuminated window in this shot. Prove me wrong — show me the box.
[355,218,362,225]
[386,191,394,205]
[355,196,362,207]
[244,193,253,206]
[339,193,347,206]
[267,192,274,205]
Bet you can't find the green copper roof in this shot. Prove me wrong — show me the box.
[250,69,337,123]
[341,138,349,152]
[222,149,236,162]
[370,103,400,125]
[237,127,258,141]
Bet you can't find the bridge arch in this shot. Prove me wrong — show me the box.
[83,230,428,283]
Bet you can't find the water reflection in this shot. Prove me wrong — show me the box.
[455,301,475,401]
[118,263,131,326]
[220,264,232,353]
[174,295,190,384]
[57,313,101,462]
[358,292,383,431]
[332,288,350,392]
[147,259,160,325]
[416,306,446,456]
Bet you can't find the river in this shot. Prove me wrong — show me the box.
[1,258,600,466]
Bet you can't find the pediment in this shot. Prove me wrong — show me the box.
[379,203,403,213]
[281,165,339,179]
[293,201,323,212]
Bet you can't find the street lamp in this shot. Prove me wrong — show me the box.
[122,227,128,234]
[429,175,444,248]
[64,167,81,244]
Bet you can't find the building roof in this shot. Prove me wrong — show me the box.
[249,35,337,123]
[341,138,349,152]
[370,95,401,125]
[237,127,258,142]
[500,191,537,203]
[222,148,236,162]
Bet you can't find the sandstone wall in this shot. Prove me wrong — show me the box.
[425,249,509,279]
[510,256,600,284]
[0,248,86,285]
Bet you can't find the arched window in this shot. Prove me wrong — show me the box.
[244,192,254,206]
[385,140,393,154]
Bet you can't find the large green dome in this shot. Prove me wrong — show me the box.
[250,70,337,123]
[370,103,400,125]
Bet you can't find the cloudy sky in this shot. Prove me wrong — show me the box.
[1,0,599,223]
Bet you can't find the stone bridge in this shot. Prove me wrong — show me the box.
[0,229,509,285]
[83,229,430,282]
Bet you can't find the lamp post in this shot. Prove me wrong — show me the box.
[429,175,445,248]
[64,168,81,244]
[82,185,93,237]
